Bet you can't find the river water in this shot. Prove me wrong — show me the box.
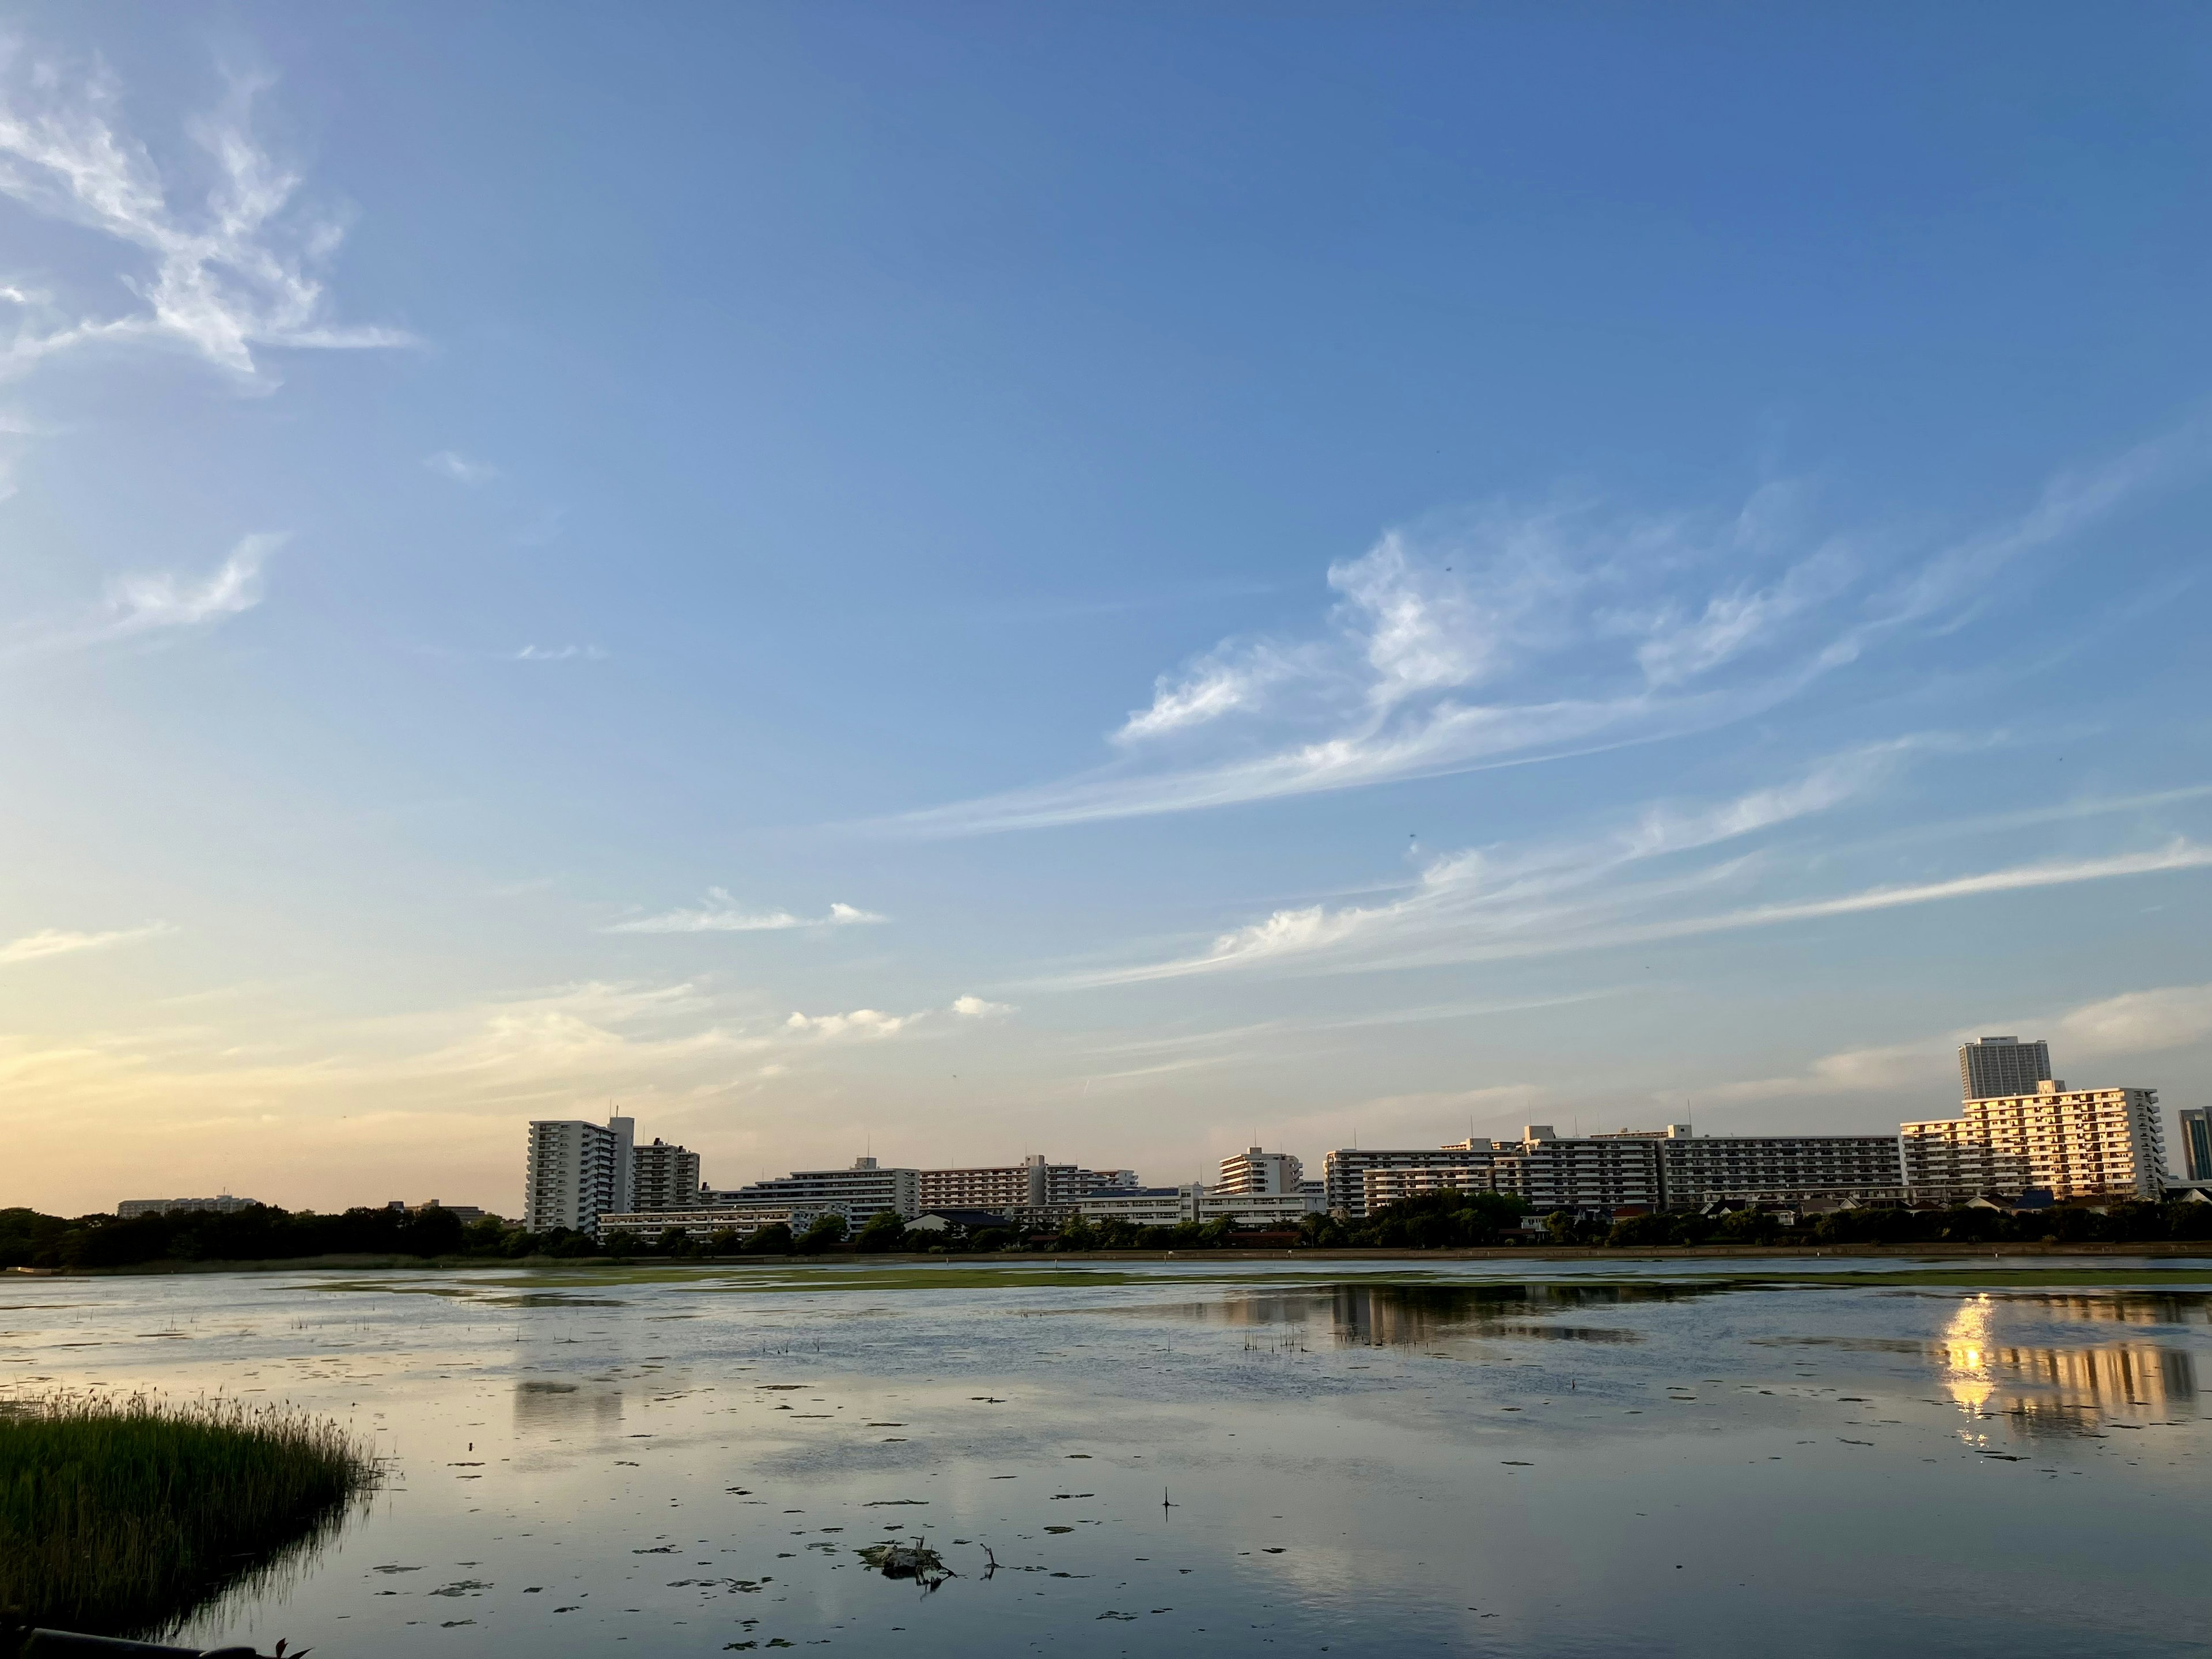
[5,1256,2209,1656]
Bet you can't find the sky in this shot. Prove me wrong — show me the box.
[2,3,2210,1217]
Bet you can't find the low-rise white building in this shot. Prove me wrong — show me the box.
[116,1194,260,1219]
[594,1205,834,1243]
[1075,1185,1323,1228]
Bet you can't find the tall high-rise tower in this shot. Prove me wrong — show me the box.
[2180,1107,2211,1183]
[1959,1036,2054,1102]
[523,1113,635,1232]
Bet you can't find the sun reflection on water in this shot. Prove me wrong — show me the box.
[1936,1295,2195,1442]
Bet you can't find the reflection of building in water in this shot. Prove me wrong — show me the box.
[2010,1293,2211,1330]
[513,1380,624,1433]
[1181,1283,1692,1347]
[1934,1297,2195,1438]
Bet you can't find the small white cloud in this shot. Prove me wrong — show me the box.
[0,923,169,967]
[6,533,284,657]
[785,1007,909,1039]
[103,533,282,636]
[608,891,888,934]
[513,644,607,662]
[425,450,498,484]
[786,993,1011,1039]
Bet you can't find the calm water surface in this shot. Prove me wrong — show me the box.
[5,1256,2210,1656]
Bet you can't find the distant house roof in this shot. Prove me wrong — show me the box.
[908,1208,1015,1230]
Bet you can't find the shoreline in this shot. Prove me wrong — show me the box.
[9,1238,2212,1276]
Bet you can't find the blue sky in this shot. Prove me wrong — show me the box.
[2,3,2209,1214]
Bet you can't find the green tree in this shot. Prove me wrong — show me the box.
[1054,1215,1100,1252]
[742,1221,794,1255]
[705,1227,742,1256]
[1605,1212,1675,1248]
[796,1213,849,1254]
[855,1210,908,1253]
[1715,1207,1779,1245]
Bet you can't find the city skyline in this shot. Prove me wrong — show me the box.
[4,6,2212,1217]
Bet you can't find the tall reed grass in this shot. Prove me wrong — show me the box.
[0,1390,377,1638]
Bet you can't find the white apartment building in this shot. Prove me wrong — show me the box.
[632,1138,703,1211]
[524,1115,635,1233]
[116,1194,260,1219]
[1361,1164,1492,1210]
[1324,1146,1496,1217]
[1899,1116,2035,1205]
[1216,1147,1305,1195]
[1906,1082,2165,1202]
[1490,1127,1662,1213]
[916,1156,1139,1217]
[720,1156,921,1222]
[1654,1127,1906,1210]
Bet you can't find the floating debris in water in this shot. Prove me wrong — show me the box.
[858,1538,957,1588]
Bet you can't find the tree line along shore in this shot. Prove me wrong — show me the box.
[7,1187,2212,1272]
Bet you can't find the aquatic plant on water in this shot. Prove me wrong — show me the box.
[0,1389,377,1639]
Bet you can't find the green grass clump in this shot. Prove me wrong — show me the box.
[0,1391,376,1638]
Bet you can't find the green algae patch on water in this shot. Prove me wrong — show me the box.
[0,1390,376,1638]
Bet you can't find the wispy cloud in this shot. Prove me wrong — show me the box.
[425,449,498,484]
[0,922,168,967]
[5,532,283,657]
[1060,742,2212,986]
[893,432,2200,835]
[608,891,888,934]
[513,643,606,662]
[0,51,410,386]
[1063,740,1920,984]
[786,993,1013,1040]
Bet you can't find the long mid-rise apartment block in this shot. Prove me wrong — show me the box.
[1328,1124,1910,1216]
[1324,1147,1498,1217]
[916,1156,1138,1218]
[720,1156,921,1222]
[1654,1128,1907,1208]
[1487,1128,1665,1213]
